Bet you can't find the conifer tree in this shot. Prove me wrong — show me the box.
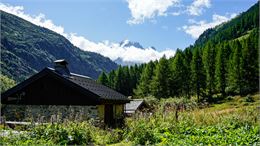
[169,49,187,97]
[240,32,259,94]
[129,66,137,95]
[108,70,116,89]
[135,61,155,97]
[202,42,216,100]
[151,56,170,98]
[191,48,206,101]
[183,48,193,98]
[228,40,242,95]
[215,43,229,96]
[123,66,131,95]
[97,71,109,87]
[134,64,143,84]
[114,66,125,94]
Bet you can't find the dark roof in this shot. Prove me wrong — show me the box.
[69,73,126,100]
[125,99,145,114]
[1,67,129,104]
[54,59,68,65]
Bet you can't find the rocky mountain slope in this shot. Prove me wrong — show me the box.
[1,10,118,82]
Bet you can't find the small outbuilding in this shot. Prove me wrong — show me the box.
[1,60,130,126]
[125,99,148,116]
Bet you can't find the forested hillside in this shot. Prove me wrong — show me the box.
[195,2,259,46]
[98,2,259,100]
[1,11,118,82]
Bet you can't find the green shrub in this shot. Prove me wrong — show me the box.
[244,94,254,102]
[0,75,16,93]
[227,96,233,101]
[30,122,94,145]
[125,118,157,145]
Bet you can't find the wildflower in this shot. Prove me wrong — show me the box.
[68,135,73,141]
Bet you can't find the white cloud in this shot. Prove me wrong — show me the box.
[187,0,211,16]
[0,3,175,64]
[126,0,180,24]
[126,0,212,24]
[182,13,237,38]
[0,3,67,37]
[171,11,181,16]
[69,34,175,63]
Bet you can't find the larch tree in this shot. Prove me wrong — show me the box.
[191,48,206,102]
[202,42,216,100]
[97,71,109,87]
[134,61,155,97]
[215,43,230,96]
[183,48,193,98]
[228,40,242,95]
[108,70,116,89]
[151,56,171,98]
[240,31,259,94]
[169,49,187,97]
[114,66,125,94]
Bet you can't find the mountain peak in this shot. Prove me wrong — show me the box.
[119,40,144,49]
[150,46,156,50]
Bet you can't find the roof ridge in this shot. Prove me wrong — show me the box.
[70,73,91,79]
[47,67,91,79]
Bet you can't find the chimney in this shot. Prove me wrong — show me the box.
[54,59,70,77]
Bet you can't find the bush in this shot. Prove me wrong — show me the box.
[226,96,234,101]
[125,118,157,145]
[0,121,125,145]
[0,75,16,93]
[30,123,93,145]
[225,86,239,95]
[244,94,254,102]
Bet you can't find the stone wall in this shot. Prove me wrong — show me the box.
[1,105,99,122]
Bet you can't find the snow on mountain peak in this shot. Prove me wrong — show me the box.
[119,40,144,49]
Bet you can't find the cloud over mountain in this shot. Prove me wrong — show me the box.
[0,3,175,65]
[69,34,175,63]
[182,13,237,38]
[0,3,66,37]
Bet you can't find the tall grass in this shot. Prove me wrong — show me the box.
[124,105,259,145]
[0,121,124,145]
[1,94,259,145]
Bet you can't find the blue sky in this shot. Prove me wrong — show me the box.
[0,0,257,63]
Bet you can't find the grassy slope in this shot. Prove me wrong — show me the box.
[234,29,255,41]
[209,93,259,111]
[112,93,260,145]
